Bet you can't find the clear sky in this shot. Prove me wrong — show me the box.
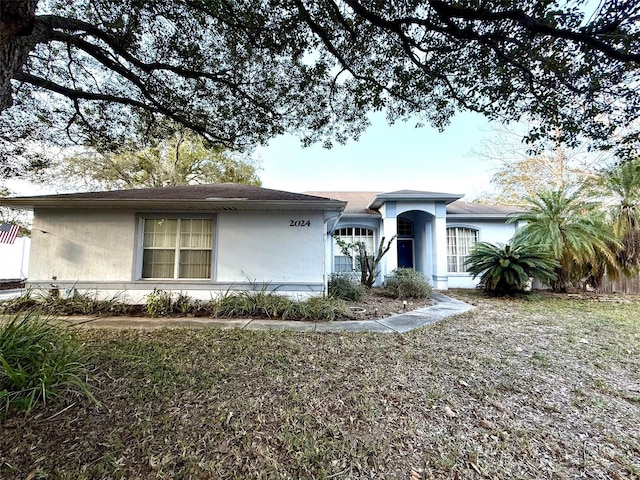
[255,111,498,200]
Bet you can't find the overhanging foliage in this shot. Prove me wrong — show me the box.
[1,0,639,174]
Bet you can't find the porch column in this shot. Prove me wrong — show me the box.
[432,204,449,290]
[382,215,398,279]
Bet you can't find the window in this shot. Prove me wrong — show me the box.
[447,227,478,273]
[142,218,212,279]
[333,227,375,273]
[397,218,413,237]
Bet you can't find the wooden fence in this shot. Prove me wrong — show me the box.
[597,275,640,294]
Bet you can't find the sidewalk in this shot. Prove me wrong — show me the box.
[60,293,473,334]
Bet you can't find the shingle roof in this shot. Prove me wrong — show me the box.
[304,191,382,215]
[446,200,523,216]
[1,183,346,211]
[19,183,333,202]
[304,192,522,218]
[382,189,460,196]
[2,184,521,218]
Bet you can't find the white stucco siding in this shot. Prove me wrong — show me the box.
[446,218,519,288]
[215,210,326,283]
[396,201,437,216]
[29,210,136,282]
[474,221,518,244]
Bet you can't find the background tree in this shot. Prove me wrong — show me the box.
[1,0,639,179]
[588,157,640,275]
[474,124,608,205]
[511,189,620,292]
[50,129,261,190]
[0,187,31,233]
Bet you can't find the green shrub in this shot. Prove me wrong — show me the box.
[464,240,558,295]
[384,268,433,299]
[328,274,366,301]
[144,288,174,317]
[0,312,96,415]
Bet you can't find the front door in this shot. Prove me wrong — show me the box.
[397,239,414,268]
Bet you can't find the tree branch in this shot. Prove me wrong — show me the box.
[14,71,236,145]
[427,1,640,64]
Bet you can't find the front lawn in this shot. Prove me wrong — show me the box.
[1,291,639,479]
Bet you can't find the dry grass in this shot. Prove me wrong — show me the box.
[1,290,639,479]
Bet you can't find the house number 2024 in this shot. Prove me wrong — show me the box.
[290,220,311,227]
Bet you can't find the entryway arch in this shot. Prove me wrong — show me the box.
[395,210,434,278]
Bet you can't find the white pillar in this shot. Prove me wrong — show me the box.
[382,216,398,280]
[432,208,449,290]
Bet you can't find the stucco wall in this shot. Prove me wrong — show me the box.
[29,210,136,282]
[25,208,328,301]
[446,219,518,289]
[216,210,326,283]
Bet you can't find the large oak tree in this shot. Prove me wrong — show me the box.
[1,0,639,175]
[52,129,262,190]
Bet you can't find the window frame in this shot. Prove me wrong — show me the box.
[446,226,479,274]
[397,217,414,237]
[136,214,216,281]
[332,226,376,273]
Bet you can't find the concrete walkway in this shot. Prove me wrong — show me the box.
[58,293,473,334]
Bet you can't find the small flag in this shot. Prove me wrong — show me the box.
[0,223,19,244]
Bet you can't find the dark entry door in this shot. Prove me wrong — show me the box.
[397,239,414,268]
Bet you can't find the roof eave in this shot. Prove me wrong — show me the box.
[339,212,382,218]
[368,193,464,209]
[0,198,347,212]
[446,213,519,220]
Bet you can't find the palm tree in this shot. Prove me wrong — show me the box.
[510,189,620,292]
[593,158,640,275]
[464,240,558,295]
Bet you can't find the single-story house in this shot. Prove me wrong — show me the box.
[0,183,520,302]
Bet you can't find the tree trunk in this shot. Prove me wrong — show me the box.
[0,0,39,111]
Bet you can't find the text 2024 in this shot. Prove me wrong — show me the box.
[290,220,311,227]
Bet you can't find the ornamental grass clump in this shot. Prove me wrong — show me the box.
[0,312,96,415]
[210,289,345,321]
[1,289,130,316]
[294,296,346,322]
[0,292,37,315]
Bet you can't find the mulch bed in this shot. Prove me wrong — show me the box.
[338,288,433,320]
